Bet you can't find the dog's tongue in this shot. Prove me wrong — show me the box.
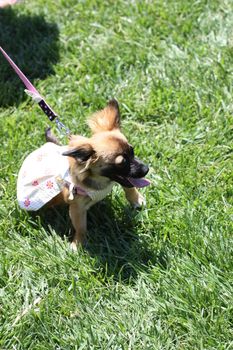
[127,177,150,188]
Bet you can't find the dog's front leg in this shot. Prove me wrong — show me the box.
[123,187,146,208]
[69,202,87,250]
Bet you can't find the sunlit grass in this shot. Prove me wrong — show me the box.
[0,0,232,349]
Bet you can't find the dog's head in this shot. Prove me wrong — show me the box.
[62,100,149,189]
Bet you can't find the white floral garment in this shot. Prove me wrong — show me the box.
[17,142,71,211]
[17,142,114,211]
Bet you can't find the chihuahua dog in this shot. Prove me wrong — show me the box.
[17,100,149,249]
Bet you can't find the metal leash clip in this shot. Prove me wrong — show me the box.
[55,117,71,136]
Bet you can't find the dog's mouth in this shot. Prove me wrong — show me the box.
[101,158,150,188]
[111,175,150,188]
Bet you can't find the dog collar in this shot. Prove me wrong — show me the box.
[56,176,114,202]
[55,176,89,200]
[0,46,70,135]
[67,183,89,200]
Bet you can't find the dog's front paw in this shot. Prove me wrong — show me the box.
[124,187,146,208]
[131,192,146,208]
[70,241,78,252]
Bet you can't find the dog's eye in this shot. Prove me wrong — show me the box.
[115,155,126,165]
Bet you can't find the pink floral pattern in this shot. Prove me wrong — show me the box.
[46,180,54,189]
[32,180,39,186]
[24,198,31,208]
[36,153,46,162]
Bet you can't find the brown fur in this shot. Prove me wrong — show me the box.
[47,100,147,249]
[88,99,120,133]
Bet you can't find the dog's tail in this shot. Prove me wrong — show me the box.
[45,127,60,145]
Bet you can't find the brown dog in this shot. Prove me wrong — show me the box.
[17,100,149,249]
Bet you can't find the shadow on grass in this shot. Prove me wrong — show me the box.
[86,199,169,283]
[0,7,59,107]
[34,197,168,283]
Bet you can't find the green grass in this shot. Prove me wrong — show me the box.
[0,0,233,348]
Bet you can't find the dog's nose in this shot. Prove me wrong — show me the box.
[134,164,149,178]
[142,164,149,176]
[130,159,149,178]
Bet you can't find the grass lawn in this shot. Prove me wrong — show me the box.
[0,0,233,348]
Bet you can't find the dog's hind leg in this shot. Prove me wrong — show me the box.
[45,127,60,145]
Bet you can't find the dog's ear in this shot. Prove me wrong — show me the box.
[87,99,121,133]
[62,144,95,162]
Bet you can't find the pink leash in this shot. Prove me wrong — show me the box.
[0,46,70,134]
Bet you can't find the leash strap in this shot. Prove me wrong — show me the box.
[0,46,70,134]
